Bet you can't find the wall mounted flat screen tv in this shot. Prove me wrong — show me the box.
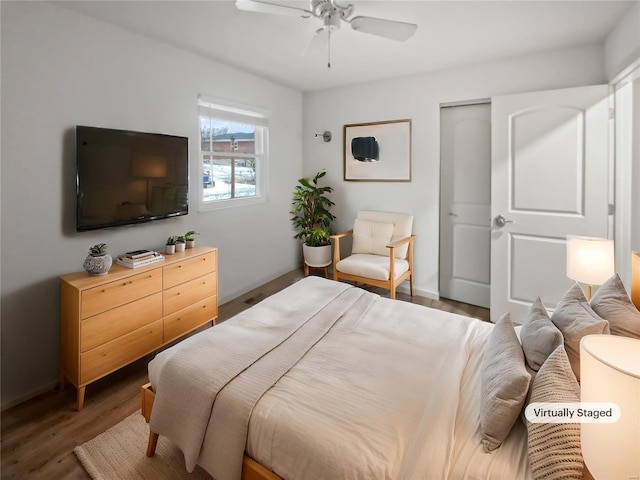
[76,126,189,232]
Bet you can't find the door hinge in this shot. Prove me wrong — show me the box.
[609,108,615,120]
[609,204,615,215]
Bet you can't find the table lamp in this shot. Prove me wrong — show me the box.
[566,235,615,299]
[580,335,640,479]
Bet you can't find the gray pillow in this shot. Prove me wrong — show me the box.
[520,297,564,371]
[590,274,640,339]
[480,312,531,452]
[526,345,583,479]
[550,283,609,382]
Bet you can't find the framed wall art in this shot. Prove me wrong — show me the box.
[343,119,412,182]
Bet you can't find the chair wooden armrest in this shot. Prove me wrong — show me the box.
[386,234,416,249]
[331,230,353,274]
[330,230,353,241]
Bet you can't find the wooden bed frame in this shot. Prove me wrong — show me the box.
[140,382,281,480]
[140,251,640,480]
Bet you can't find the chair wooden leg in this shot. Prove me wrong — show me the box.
[146,431,159,457]
[410,274,414,297]
[390,286,396,300]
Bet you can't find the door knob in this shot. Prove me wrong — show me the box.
[494,214,515,228]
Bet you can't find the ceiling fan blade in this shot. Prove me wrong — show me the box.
[302,28,327,56]
[349,16,417,41]
[235,0,311,17]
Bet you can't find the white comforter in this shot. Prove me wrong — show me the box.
[149,277,530,480]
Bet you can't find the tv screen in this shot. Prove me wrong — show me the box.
[76,126,189,232]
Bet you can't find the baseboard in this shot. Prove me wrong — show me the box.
[218,262,301,305]
[1,381,58,412]
[396,283,439,300]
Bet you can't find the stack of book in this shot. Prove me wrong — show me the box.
[116,249,164,269]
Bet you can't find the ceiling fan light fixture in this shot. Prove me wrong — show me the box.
[323,11,341,31]
[235,0,418,67]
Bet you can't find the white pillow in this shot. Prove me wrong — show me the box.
[550,283,609,381]
[520,297,564,372]
[351,219,394,257]
[590,274,640,339]
[526,345,583,480]
[480,312,532,452]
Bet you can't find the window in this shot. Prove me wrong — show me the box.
[198,96,269,210]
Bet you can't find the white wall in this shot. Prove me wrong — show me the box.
[303,45,607,299]
[0,1,302,408]
[605,1,640,81]
[606,0,640,258]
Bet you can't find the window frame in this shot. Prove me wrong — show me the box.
[197,95,269,212]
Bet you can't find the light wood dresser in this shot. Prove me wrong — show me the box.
[60,246,218,411]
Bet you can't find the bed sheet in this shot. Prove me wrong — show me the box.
[149,277,531,479]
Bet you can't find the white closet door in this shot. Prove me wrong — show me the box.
[440,103,491,308]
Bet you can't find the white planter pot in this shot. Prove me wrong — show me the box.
[175,242,186,252]
[165,244,176,255]
[302,244,332,267]
[186,240,196,249]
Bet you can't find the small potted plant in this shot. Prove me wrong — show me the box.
[184,230,200,249]
[175,235,186,252]
[165,236,177,255]
[290,169,336,269]
[83,243,112,276]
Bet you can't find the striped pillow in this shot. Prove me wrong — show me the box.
[526,345,583,479]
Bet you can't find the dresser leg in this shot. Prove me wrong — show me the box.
[77,386,86,412]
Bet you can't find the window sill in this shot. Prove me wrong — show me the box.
[198,194,267,212]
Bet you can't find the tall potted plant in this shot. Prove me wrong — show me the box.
[291,169,336,268]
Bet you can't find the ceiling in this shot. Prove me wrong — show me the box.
[55,0,635,92]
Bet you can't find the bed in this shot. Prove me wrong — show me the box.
[141,251,640,480]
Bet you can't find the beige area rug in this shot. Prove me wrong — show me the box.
[74,412,212,480]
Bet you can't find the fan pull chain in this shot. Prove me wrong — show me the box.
[327,23,331,68]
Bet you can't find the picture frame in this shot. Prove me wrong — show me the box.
[343,119,412,182]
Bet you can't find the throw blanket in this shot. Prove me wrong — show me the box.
[149,278,372,479]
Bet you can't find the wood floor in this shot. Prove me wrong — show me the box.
[0,269,489,479]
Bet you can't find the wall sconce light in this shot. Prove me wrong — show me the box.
[315,131,332,142]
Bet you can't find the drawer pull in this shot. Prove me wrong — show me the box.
[123,281,132,286]
[178,265,182,269]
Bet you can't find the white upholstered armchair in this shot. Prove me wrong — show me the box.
[330,211,415,299]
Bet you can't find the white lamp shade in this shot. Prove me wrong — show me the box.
[566,235,614,285]
[580,335,640,480]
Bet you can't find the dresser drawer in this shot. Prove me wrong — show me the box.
[163,252,216,289]
[81,293,162,352]
[81,269,162,319]
[80,319,162,384]
[164,296,218,343]
[163,272,217,316]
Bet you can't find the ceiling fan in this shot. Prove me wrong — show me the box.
[234,0,418,67]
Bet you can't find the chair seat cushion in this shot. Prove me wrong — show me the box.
[336,254,409,281]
